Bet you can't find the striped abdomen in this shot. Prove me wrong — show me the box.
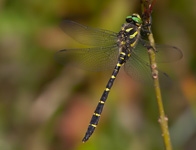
[82,52,126,142]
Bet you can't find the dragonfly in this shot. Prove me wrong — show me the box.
[55,13,182,142]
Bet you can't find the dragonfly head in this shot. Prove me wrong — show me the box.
[126,13,142,26]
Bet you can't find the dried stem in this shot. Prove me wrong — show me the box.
[141,1,172,150]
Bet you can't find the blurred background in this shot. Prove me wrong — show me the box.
[0,0,196,150]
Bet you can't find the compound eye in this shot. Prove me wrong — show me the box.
[126,16,132,23]
[131,14,142,25]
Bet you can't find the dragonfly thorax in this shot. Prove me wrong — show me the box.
[117,22,141,59]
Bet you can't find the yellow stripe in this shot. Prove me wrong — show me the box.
[121,41,125,45]
[128,53,131,57]
[111,75,116,79]
[94,113,101,117]
[125,28,133,32]
[129,31,138,39]
[105,88,110,91]
[99,101,105,104]
[120,52,126,55]
[130,40,137,47]
[117,63,121,67]
[114,69,118,72]
[120,57,124,60]
[90,124,97,127]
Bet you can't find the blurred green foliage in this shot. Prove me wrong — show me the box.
[0,0,196,150]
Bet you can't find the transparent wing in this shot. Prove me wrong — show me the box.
[55,45,119,71]
[124,52,171,86]
[133,39,183,63]
[124,52,153,84]
[60,20,118,46]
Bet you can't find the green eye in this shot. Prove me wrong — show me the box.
[126,14,142,25]
[126,16,132,19]
[132,17,142,24]
[125,16,132,23]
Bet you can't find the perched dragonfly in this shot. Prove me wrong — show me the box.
[55,13,182,142]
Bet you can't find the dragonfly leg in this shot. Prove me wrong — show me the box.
[141,28,151,34]
[141,17,152,34]
[142,23,152,27]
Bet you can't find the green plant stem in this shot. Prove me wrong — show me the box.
[140,1,172,149]
[147,32,172,150]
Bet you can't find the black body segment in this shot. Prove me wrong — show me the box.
[82,52,127,142]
